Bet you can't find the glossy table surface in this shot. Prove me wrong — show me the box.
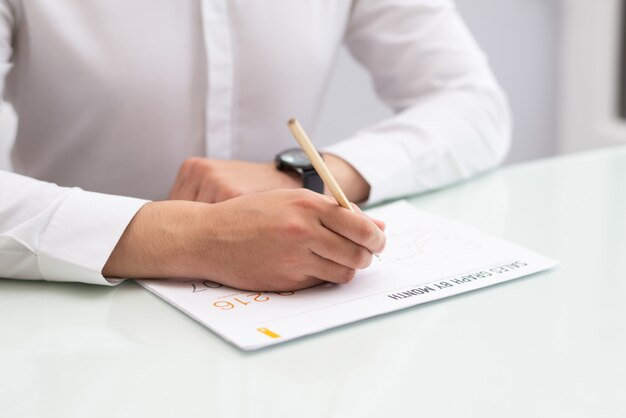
[1,146,625,418]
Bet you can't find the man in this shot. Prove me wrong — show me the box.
[0,1,511,290]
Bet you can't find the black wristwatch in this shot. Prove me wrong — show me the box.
[275,148,324,193]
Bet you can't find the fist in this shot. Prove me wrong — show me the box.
[169,157,301,203]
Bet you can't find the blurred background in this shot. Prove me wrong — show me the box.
[1,0,625,171]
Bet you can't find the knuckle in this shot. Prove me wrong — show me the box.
[334,267,356,284]
[222,186,242,200]
[378,234,387,253]
[199,178,218,195]
[177,159,195,178]
[350,246,370,268]
[355,221,374,243]
[183,157,202,169]
[341,268,357,284]
[200,174,216,187]
[181,158,193,170]
[283,219,309,240]
[350,203,362,213]
[362,251,374,268]
[293,194,319,211]
[294,188,315,198]
[191,158,212,175]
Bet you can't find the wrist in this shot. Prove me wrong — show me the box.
[102,200,211,280]
[275,149,324,193]
[321,153,371,203]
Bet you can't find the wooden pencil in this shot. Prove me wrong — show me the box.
[287,118,381,259]
[287,118,354,213]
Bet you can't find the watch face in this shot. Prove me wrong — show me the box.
[279,149,313,169]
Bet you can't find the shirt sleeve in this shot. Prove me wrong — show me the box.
[0,172,148,285]
[0,2,148,285]
[323,0,512,204]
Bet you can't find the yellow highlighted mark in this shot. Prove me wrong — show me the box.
[257,327,281,339]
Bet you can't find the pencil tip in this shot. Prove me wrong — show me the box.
[287,118,296,126]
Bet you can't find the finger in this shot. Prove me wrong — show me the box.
[349,203,385,231]
[298,277,327,290]
[169,170,200,201]
[306,252,358,285]
[195,177,241,203]
[172,182,200,201]
[222,274,323,292]
[350,202,363,213]
[319,206,386,254]
[195,185,218,204]
[264,276,323,292]
[168,176,184,200]
[371,218,386,232]
[214,185,243,203]
[308,227,373,269]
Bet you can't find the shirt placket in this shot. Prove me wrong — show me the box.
[201,0,235,159]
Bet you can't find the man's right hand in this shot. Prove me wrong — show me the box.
[102,189,386,291]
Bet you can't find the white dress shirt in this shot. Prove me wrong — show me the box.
[0,0,511,285]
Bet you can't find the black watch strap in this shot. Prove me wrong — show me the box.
[302,168,324,194]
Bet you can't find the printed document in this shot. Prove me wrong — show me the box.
[138,201,557,350]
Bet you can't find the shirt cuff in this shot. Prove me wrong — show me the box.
[37,188,149,285]
[322,132,442,205]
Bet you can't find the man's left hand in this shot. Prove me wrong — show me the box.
[169,158,300,203]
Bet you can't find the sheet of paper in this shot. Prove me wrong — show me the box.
[138,201,557,350]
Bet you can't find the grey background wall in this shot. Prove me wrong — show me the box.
[0,0,561,171]
[316,0,562,165]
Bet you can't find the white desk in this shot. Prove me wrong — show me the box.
[1,146,625,418]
